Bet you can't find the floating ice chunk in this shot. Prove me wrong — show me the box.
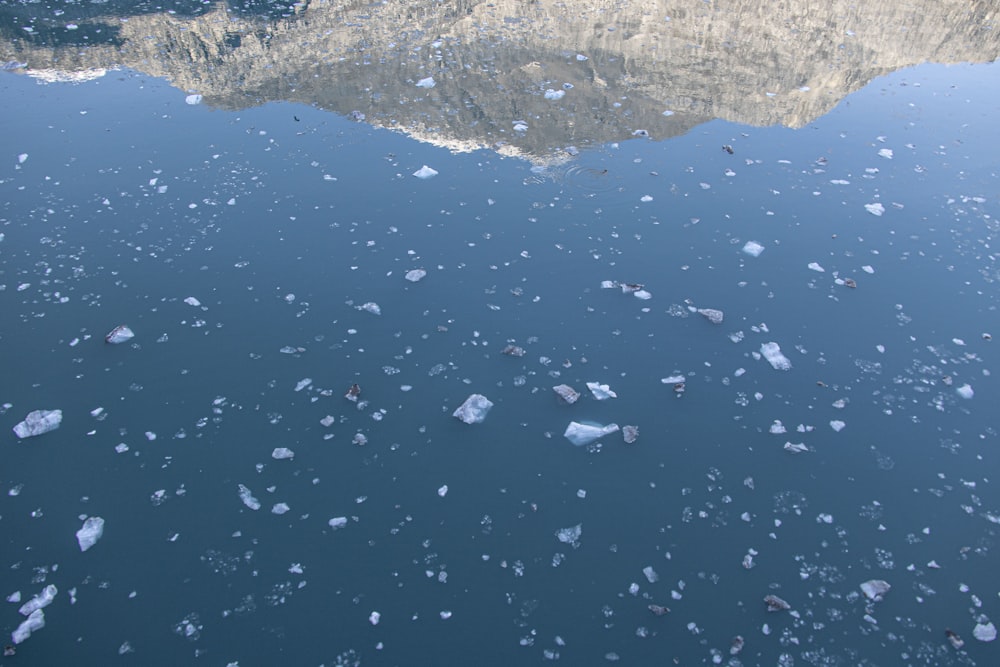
[829,420,846,432]
[586,382,617,400]
[405,269,427,282]
[770,420,787,434]
[643,566,659,583]
[18,153,28,164]
[437,485,448,497]
[622,425,638,444]
[634,290,652,300]
[973,621,997,642]
[271,503,290,515]
[742,241,764,257]
[697,308,724,325]
[552,384,580,404]
[440,610,452,620]
[452,394,493,424]
[13,409,62,439]
[640,195,653,202]
[185,94,202,105]
[600,280,617,289]
[18,585,56,616]
[11,609,44,644]
[860,579,890,601]
[369,611,381,625]
[576,54,588,61]
[661,375,686,385]
[807,262,825,272]
[76,517,104,552]
[359,302,381,315]
[764,595,791,611]
[760,342,791,370]
[864,202,885,216]
[877,148,893,159]
[956,384,974,399]
[784,442,809,453]
[555,523,582,545]
[183,296,201,307]
[564,421,619,446]
[413,165,438,179]
[294,378,312,392]
[271,447,295,460]
[328,517,348,529]
[544,89,565,100]
[105,324,134,344]
[238,484,261,511]
[415,76,435,88]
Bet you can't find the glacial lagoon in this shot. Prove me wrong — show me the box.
[1,1,999,665]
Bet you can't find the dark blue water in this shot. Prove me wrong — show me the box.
[1,42,998,667]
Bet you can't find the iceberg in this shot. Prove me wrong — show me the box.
[328,516,348,529]
[105,324,134,344]
[11,609,44,645]
[622,425,638,444]
[586,382,617,400]
[564,421,620,446]
[271,447,295,460]
[453,394,493,424]
[860,579,890,601]
[697,308,724,325]
[555,523,582,546]
[405,269,427,282]
[552,384,580,404]
[413,165,438,179]
[760,342,792,370]
[742,241,765,257]
[76,517,105,552]
[12,409,62,439]
[973,621,997,642]
[18,585,57,616]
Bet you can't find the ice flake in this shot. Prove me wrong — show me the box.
[415,77,435,89]
[413,165,438,179]
[864,202,885,216]
[453,394,493,424]
[586,382,617,400]
[742,241,765,257]
[760,342,791,370]
[76,517,105,551]
[12,409,62,439]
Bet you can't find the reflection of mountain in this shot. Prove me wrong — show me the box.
[2,0,998,159]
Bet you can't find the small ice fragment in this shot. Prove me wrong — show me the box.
[413,165,438,179]
[555,524,582,545]
[633,290,652,300]
[452,394,493,424]
[956,384,974,399]
[697,308,724,325]
[18,585,56,616]
[183,297,201,307]
[185,94,203,105]
[946,629,965,649]
[328,517,348,529]
[271,447,295,460]
[742,241,764,257]
[11,609,44,644]
[544,89,565,100]
[973,622,997,642]
[622,425,638,444]
[359,302,381,315]
[437,485,448,497]
[760,342,791,370]
[238,484,261,511]
[12,409,62,439]
[17,153,28,164]
[76,517,105,552]
[564,421,619,446]
[864,202,885,216]
[271,503,290,515]
[105,325,134,344]
[830,420,846,432]
[784,442,809,453]
[576,54,588,60]
[552,384,580,404]
[294,378,312,392]
[877,148,893,159]
[415,76,435,88]
[586,382,617,400]
[642,566,659,583]
[405,269,427,282]
[807,262,825,272]
[369,611,381,625]
[860,579,890,601]
[770,420,786,434]
[440,610,452,619]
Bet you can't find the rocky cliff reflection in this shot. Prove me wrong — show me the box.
[2,0,998,159]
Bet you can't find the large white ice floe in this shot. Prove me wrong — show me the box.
[586,382,617,400]
[412,165,438,179]
[452,394,493,424]
[564,421,620,446]
[76,517,105,552]
[12,409,62,439]
[760,342,792,370]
